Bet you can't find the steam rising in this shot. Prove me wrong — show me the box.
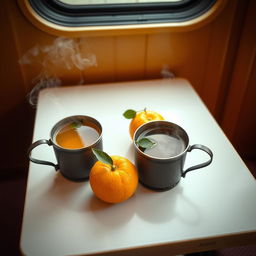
[161,65,176,79]
[29,72,62,106]
[19,37,97,106]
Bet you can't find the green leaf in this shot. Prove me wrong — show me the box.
[92,148,113,166]
[70,120,83,129]
[136,138,156,149]
[123,109,137,119]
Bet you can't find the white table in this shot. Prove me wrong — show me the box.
[20,79,256,256]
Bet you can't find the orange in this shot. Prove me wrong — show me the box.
[129,110,164,139]
[89,155,138,203]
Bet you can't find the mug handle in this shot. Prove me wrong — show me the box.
[28,139,59,170]
[182,144,213,178]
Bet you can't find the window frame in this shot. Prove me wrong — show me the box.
[18,0,228,37]
[28,0,216,26]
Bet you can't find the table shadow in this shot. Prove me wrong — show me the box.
[83,192,137,228]
[41,169,136,227]
[43,171,87,207]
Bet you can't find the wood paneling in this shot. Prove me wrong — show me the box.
[115,35,147,81]
[234,57,256,159]
[80,37,116,83]
[203,0,248,120]
[221,0,256,159]
[145,29,212,92]
[9,0,242,111]
[0,1,26,116]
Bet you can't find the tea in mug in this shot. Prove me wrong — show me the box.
[55,120,100,149]
[138,128,186,158]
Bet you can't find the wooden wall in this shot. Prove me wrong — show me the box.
[0,0,254,174]
[221,0,256,160]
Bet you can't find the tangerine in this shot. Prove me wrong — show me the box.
[89,154,138,203]
[129,110,164,139]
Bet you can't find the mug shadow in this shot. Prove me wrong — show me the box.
[135,182,200,225]
[44,171,87,207]
[176,191,201,225]
[134,183,183,224]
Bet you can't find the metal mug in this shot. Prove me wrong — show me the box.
[133,120,213,191]
[28,115,103,182]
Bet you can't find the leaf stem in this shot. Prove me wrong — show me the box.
[111,164,116,171]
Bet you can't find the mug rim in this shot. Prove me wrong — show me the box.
[50,115,103,152]
[133,120,190,160]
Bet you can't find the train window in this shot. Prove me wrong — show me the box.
[18,0,226,36]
